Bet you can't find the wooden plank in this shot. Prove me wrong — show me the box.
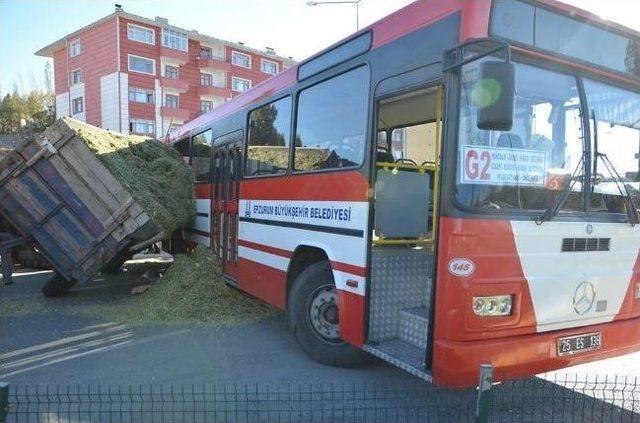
[61,137,130,203]
[45,152,114,220]
[32,158,105,238]
[56,139,122,211]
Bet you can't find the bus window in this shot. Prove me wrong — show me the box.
[246,97,292,176]
[174,138,191,164]
[294,66,369,171]
[192,129,213,182]
[390,123,439,165]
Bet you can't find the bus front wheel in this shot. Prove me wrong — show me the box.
[288,260,369,368]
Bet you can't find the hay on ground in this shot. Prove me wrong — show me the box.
[95,246,277,324]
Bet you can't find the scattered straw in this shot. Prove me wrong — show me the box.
[86,247,277,325]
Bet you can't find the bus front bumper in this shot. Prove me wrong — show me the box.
[432,317,640,388]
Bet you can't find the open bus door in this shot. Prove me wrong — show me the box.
[212,133,243,282]
[363,83,443,381]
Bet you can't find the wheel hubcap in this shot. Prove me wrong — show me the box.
[308,285,342,343]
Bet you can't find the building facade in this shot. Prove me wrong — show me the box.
[35,6,295,139]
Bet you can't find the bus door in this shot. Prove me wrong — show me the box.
[364,84,443,379]
[212,136,242,281]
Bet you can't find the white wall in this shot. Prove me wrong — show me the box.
[119,72,129,134]
[100,72,120,132]
[69,83,86,122]
[200,94,225,107]
[155,79,162,138]
[55,92,70,118]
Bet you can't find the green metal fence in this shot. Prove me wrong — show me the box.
[1,373,639,423]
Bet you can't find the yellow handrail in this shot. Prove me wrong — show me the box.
[373,85,443,249]
[376,162,438,172]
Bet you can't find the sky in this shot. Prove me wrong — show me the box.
[1,0,640,94]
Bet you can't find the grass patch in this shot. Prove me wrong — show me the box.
[86,247,278,325]
[62,117,195,235]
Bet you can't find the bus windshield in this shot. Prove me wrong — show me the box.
[585,79,640,214]
[455,59,640,216]
[455,60,585,212]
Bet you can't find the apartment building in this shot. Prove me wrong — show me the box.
[35,5,295,139]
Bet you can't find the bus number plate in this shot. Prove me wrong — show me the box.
[557,332,601,356]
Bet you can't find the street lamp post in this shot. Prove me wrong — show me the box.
[306,0,363,31]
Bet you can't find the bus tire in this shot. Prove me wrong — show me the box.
[42,274,76,298]
[288,260,370,368]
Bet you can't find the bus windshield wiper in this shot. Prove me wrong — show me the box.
[591,110,640,225]
[536,155,584,224]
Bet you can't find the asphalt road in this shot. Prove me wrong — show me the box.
[1,268,639,422]
[0,268,424,388]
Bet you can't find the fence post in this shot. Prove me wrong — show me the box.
[0,382,8,423]
[475,364,494,423]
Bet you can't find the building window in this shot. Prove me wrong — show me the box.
[162,28,188,52]
[261,59,278,75]
[165,94,179,108]
[69,40,81,57]
[164,65,179,79]
[200,73,213,87]
[70,69,83,85]
[128,55,155,75]
[232,77,251,93]
[200,100,213,112]
[130,119,155,135]
[294,66,369,172]
[200,46,213,59]
[167,123,181,136]
[128,87,154,104]
[231,51,251,68]
[127,24,154,45]
[247,96,292,176]
[72,97,84,114]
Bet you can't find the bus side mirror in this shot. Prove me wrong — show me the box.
[476,61,515,131]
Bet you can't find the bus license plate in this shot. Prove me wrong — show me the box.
[557,332,602,356]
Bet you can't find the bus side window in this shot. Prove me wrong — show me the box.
[246,97,292,176]
[294,66,369,172]
[192,129,213,181]
[174,138,191,165]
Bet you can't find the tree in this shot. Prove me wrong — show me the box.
[44,61,53,92]
[0,64,55,134]
[625,39,640,78]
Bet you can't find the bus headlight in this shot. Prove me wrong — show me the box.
[472,295,513,316]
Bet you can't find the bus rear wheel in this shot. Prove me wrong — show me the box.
[288,260,369,368]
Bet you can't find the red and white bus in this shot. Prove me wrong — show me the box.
[169,0,640,387]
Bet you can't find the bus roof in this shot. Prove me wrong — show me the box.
[169,0,640,144]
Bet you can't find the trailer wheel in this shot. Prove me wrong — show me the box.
[42,274,76,298]
[288,261,369,368]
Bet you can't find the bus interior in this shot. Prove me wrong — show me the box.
[365,86,442,378]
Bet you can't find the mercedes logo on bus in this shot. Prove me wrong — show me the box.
[572,282,596,315]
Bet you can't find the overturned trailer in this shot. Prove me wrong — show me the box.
[0,118,195,296]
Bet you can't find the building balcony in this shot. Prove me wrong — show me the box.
[160,46,188,64]
[196,55,231,71]
[161,106,190,121]
[197,84,231,98]
[160,77,189,93]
